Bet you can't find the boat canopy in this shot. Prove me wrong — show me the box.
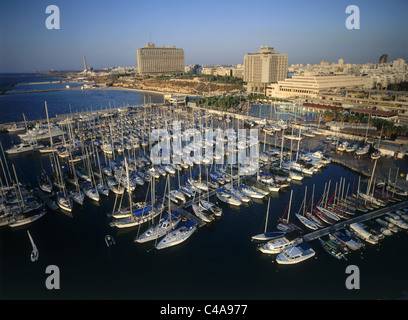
[132,205,152,216]
[297,242,313,251]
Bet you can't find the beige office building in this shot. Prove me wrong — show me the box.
[266,73,368,99]
[243,46,288,95]
[137,43,185,75]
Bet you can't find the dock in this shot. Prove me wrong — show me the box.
[302,200,408,242]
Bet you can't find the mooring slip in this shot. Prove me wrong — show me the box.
[302,200,408,242]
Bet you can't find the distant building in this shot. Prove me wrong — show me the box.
[379,54,388,64]
[137,43,185,76]
[392,58,406,70]
[243,46,288,95]
[185,64,202,74]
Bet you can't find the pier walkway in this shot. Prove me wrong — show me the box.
[302,200,408,242]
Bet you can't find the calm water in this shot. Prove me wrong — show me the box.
[1,75,408,300]
[0,73,164,124]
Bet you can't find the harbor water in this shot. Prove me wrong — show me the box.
[1,74,408,300]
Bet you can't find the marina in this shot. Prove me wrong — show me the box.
[1,77,408,300]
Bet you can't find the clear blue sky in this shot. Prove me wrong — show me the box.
[0,0,407,72]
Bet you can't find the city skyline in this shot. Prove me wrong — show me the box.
[0,0,407,73]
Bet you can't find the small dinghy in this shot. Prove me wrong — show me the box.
[105,235,116,247]
[27,230,39,262]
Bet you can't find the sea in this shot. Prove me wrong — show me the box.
[0,73,408,303]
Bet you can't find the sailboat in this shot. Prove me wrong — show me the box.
[155,219,197,250]
[135,176,182,243]
[38,171,53,193]
[52,153,73,212]
[192,183,214,223]
[110,169,164,229]
[27,230,39,262]
[82,146,100,202]
[295,187,319,230]
[252,197,286,241]
[277,190,302,232]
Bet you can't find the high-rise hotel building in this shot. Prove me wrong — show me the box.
[243,46,288,95]
[137,43,185,76]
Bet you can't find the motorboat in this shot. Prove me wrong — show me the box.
[329,232,361,251]
[258,231,302,254]
[275,242,315,265]
[6,141,35,154]
[350,223,379,244]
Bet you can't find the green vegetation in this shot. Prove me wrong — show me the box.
[194,94,288,112]
[178,73,244,85]
[323,109,407,139]
[195,95,245,111]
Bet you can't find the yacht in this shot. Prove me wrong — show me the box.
[155,219,197,250]
[275,242,316,265]
[134,212,181,243]
[6,141,35,154]
[38,172,53,193]
[330,232,361,251]
[295,213,319,230]
[350,223,379,244]
[216,190,241,206]
[251,231,286,242]
[110,203,164,229]
[192,204,214,223]
[200,199,222,217]
[57,193,73,212]
[258,231,302,254]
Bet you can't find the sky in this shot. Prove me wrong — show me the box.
[0,0,407,73]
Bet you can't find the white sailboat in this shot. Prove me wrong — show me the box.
[135,175,181,243]
[27,230,39,262]
[252,197,286,241]
[155,219,197,250]
[295,186,319,230]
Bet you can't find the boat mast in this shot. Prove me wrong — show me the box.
[44,101,53,149]
[287,189,293,223]
[264,196,271,233]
